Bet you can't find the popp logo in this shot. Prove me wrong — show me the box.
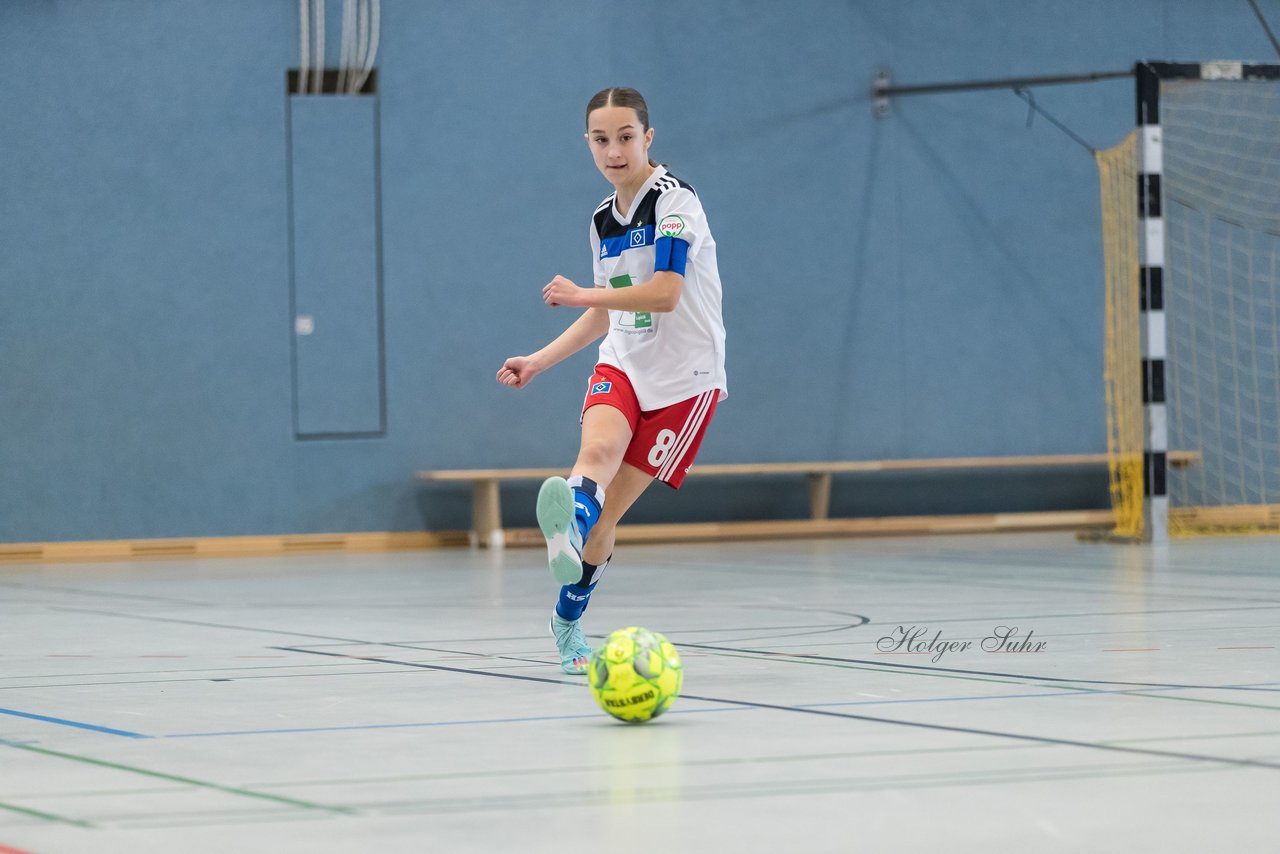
[659,215,685,237]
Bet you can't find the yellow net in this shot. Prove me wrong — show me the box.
[1096,126,1280,538]
[1094,132,1144,540]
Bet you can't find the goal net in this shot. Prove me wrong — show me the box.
[1098,65,1280,538]
[1095,131,1145,539]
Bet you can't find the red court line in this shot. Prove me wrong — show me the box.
[0,843,40,854]
[1218,646,1275,650]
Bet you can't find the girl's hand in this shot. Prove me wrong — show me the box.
[496,355,541,389]
[543,275,591,308]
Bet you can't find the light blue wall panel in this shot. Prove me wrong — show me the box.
[288,96,384,437]
[1,0,1277,540]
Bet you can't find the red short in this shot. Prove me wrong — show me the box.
[580,364,718,489]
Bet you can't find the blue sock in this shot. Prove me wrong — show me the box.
[554,557,610,622]
[567,475,605,544]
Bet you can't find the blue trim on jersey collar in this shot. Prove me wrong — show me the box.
[654,236,689,276]
[599,224,655,259]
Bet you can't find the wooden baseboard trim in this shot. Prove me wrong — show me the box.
[0,531,471,564]
[0,509,1117,564]
[1170,503,1280,531]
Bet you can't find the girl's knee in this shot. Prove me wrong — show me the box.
[577,438,625,469]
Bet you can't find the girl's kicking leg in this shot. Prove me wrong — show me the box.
[548,460,654,674]
[537,404,632,585]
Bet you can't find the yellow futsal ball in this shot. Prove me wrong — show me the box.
[588,626,683,723]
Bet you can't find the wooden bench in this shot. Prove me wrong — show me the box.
[417,452,1201,548]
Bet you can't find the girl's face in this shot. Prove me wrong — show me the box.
[585,106,654,190]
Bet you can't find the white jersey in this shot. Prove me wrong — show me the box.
[588,165,728,411]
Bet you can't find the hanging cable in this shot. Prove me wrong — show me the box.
[349,0,361,92]
[1013,87,1098,155]
[311,0,325,94]
[336,0,346,94]
[355,0,380,94]
[352,0,367,93]
[299,0,310,94]
[1247,0,1280,58]
[372,0,382,87]
[338,0,356,94]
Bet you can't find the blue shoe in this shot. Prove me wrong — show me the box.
[551,613,592,674]
[537,476,584,585]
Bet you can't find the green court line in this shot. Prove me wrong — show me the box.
[249,743,1047,789]
[1120,691,1280,712]
[0,741,354,816]
[5,732,1269,819]
[1,744,1050,799]
[77,804,337,827]
[1113,728,1280,745]
[246,729,1280,791]
[104,809,335,831]
[20,753,1251,830]
[361,759,1230,818]
[0,798,94,828]
[4,785,186,800]
[65,759,1233,830]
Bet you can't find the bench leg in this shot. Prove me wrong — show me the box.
[471,479,504,549]
[807,472,832,520]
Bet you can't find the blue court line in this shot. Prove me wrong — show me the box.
[165,713,601,737]
[0,707,151,739]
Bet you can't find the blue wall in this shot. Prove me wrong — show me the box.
[1,1,1274,541]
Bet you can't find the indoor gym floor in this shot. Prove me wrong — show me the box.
[1,531,1278,853]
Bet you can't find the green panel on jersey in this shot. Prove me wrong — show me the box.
[608,274,652,329]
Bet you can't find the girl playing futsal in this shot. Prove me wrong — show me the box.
[496,87,728,674]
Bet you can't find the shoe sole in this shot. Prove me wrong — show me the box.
[537,477,582,585]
